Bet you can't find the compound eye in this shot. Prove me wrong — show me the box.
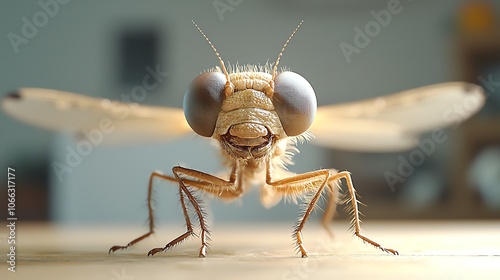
[273,71,317,136]
[183,72,227,137]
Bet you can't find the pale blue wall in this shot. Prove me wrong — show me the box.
[1,0,486,224]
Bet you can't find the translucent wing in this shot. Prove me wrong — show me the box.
[309,82,485,152]
[2,88,193,144]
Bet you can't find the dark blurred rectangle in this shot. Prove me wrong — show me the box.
[118,27,161,86]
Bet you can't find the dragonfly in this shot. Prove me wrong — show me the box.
[2,21,485,257]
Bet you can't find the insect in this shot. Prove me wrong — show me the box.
[2,21,485,258]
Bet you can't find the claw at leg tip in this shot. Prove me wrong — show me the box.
[109,246,125,254]
[147,248,162,257]
[199,246,207,257]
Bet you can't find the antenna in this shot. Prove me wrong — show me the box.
[272,20,304,80]
[192,21,230,82]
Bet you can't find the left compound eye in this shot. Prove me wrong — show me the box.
[183,72,227,137]
[273,71,317,136]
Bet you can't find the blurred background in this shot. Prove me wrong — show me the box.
[0,0,499,226]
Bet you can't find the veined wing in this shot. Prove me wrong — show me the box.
[2,88,193,144]
[309,82,485,152]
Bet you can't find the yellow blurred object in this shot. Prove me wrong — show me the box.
[459,0,496,34]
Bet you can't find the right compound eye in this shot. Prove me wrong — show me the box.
[272,71,317,136]
[183,72,227,137]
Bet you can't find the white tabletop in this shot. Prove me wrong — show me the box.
[1,221,499,280]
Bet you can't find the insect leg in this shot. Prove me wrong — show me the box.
[335,171,398,255]
[265,161,330,257]
[109,171,177,253]
[266,162,398,257]
[321,170,341,238]
[147,164,242,257]
[147,182,198,257]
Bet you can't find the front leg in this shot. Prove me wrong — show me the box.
[110,163,242,257]
[265,159,398,257]
[148,163,243,257]
[265,163,330,257]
